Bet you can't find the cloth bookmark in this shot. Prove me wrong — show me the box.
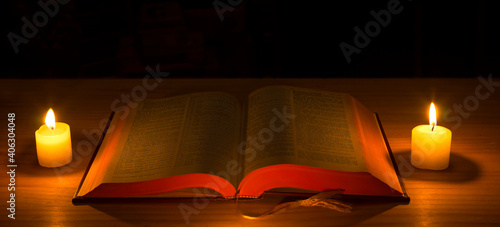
[240,190,352,220]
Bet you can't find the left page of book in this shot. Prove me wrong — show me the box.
[99,92,241,189]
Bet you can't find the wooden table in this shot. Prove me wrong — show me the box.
[1,78,499,226]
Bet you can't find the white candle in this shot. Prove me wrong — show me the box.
[411,103,452,170]
[35,109,72,167]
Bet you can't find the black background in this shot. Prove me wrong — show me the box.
[1,0,498,78]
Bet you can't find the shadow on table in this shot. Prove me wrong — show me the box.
[394,150,480,182]
[88,195,401,226]
[88,199,240,226]
[236,194,402,226]
[17,142,89,178]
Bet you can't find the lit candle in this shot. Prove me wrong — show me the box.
[411,103,452,170]
[35,109,72,167]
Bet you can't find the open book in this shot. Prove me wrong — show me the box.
[73,86,409,203]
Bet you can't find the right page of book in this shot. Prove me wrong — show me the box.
[350,97,403,193]
[243,86,367,177]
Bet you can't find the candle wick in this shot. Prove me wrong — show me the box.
[431,123,435,132]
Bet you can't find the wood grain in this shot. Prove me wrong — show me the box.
[1,78,499,226]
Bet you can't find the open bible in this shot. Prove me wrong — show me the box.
[73,86,409,204]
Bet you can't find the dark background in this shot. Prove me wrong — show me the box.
[1,0,498,78]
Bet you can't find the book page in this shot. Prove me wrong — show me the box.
[351,97,403,193]
[103,92,241,188]
[243,86,366,176]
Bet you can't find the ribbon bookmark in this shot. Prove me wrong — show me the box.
[240,190,352,220]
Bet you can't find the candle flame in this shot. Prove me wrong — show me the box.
[45,108,56,131]
[429,103,436,131]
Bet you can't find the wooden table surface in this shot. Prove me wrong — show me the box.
[1,78,499,226]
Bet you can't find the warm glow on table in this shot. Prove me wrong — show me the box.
[411,103,452,170]
[35,109,72,167]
